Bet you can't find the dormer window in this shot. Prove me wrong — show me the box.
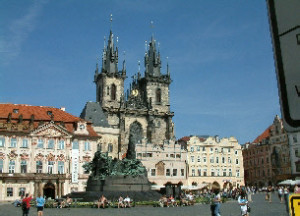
[47,111,52,115]
[13,109,19,114]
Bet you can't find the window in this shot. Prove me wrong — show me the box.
[216,169,220,176]
[216,157,219,163]
[223,169,227,176]
[20,160,27,173]
[191,156,194,163]
[229,169,232,176]
[36,161,43,173]
[173,169,177,176]
[58,161,64,174]
[47,161,54,174]
[166,169,170,176]
[190,146,194,152]
[236,159,239,165]
[197,156,201,163]
[107,86,110,95]
[197,169,201,176]
[211,169,215,176]
[72,141,79,149]
[22,139,28,148]
[236,169,240,177]
[228,157,232,163]
[197,146,200,151]
[203,169,207,176]
[181,169,185,176]
[97,143,102,152]
[156,88,161,103]
[48,139,54,149]
[293,135,298,143]
[235,150,238,155]
[192,169,195,176]
[210,148,213,152]
[10,138,17,148]
[37,139,44,148]
[83,162,89,174]
[84,142,90,151]
[215,148,218,152]
[228,148,231,153]
[210,157,214,163]
[9,160,15,173]
[151,169,156,176]
[0,137,5,147]
[19,188,25,197]
[108,143,113,153]
[222,157,225,163]
[58,140,65,149]
[111,84,116,100]
[0,160,3,173]
[202,147,206,151]
[203,157,207,163]
[7,187,13,197]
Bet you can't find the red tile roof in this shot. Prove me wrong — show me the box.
[0,103,99,137]
[252,125,271,143]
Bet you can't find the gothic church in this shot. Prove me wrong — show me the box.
[81,29,175,159]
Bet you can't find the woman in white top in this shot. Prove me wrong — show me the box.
[238,191,249,216]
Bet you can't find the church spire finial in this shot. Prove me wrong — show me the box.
[110,14,113,31]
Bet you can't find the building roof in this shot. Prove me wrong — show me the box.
[252,125,271,143]
[0,103,99,137]
[80,102,110,127]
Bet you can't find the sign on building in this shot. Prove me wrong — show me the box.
[72,149,79,183]
[267,0,300,132]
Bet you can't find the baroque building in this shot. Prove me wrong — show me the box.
[81,30,175,159]
[178,135,245,190]
[0,104,99,201]
[242,115,291,187]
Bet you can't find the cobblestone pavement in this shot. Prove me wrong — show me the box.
[0,193,289,216]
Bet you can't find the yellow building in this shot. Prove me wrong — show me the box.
[179,135,244,190]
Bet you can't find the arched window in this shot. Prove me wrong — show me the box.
[156,88,161,104]
[111,84,116,100]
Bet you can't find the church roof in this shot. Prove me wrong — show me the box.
[80,102,110,127]
[252,125,271,143]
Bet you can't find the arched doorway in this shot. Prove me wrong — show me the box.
[127,121,143,159]
[43,182,55,199]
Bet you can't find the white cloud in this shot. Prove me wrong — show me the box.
[0,0,48,65]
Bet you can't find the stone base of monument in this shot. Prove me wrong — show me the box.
[69,175,162,202]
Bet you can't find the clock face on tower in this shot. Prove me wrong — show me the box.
[132,89,139,97]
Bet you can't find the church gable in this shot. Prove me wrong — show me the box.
[30,122,71,138]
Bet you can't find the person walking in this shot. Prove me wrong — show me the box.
[212,189,221,216]
[238,191,249,216]
[36,193,45,216]
[283,186,289,214]
[22,193,32,216]
[278,186,283,203]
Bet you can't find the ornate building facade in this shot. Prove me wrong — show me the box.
[81,30,175,160]
[242,115,291,186]
[178,135,245,190]
[0,104,99,201]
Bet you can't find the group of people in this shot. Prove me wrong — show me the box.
[20,193,45,216]
[96,195,132,208]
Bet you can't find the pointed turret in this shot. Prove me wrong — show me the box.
[102,30,119,74]
[144,36,161,77]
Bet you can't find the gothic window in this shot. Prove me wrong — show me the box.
[156,88,161,104]
[107,86,110,96]
[111,84,116,100]
[127,121,143,159]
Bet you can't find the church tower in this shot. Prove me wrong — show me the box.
[94,30,126,127]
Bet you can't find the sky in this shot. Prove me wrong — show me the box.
[0,0,281,144]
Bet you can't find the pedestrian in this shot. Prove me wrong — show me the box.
[247,186,252,202]
[22,193,32,216]
[36,193,45,216]
[212,189,221,216]
[283,186,289,214]
[278,186,283,203]
[266,185,272,203]
[238,191,249,216]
